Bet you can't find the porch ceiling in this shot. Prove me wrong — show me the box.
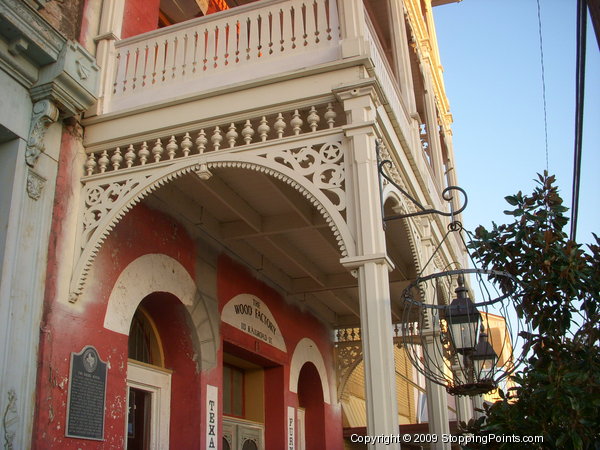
[142,164,420,328]
[143,167,364,328]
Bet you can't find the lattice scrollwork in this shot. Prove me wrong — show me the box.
[334,328,363,400]
[261,141,345,213]
[3,389,17,450]
[82,177,148,247]
[72,134,354,301]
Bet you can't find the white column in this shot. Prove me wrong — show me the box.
[422,333,450,449]
[339,85,400,449]
[86,0,125,116]
[472,395,484,419]
[0,101,61,450]
[420,222,450,449]
[455,395,473,425]
[422,72,446,191]
[337,0,368,58]
[389,0,417,113]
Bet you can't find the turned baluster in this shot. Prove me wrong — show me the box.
[274,113,286,138]
[196,130,207,154]
[242,120,255,145]
[290,110,303,135]
[85,153,97,176]
[258,116,270,142]
[307,106,320,132]
[152,139,164,162]
[226,123,238,148]
[111,147,123,171]
[324,103,337,128]
[138,142,150,165]
[211,126,223,151]
[166,136,178,160]
[98,150,109,173]
[125,145,136,168]
[181,133,192,156]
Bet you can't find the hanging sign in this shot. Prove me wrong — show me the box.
[221,294,287,352]
[206,385,218,449]
[65,346,107,440]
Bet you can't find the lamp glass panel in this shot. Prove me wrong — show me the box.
[473,355,497,378]
[449,316,480,351]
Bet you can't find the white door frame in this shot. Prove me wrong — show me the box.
[296,408,305,450]
[126,361,172,449]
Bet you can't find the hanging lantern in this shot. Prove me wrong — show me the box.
[445,275,481,354]
[378,150,528,397]
[471,331,499,378]
[398,266,526,397]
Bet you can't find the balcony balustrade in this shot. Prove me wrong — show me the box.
[108,0,340,112]
[92,0,451,226]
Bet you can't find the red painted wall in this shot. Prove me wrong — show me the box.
[120,0,228,40]
[142,292,202,449]
[121,0,161,39]
[35,139,343,448]
[298,363,326,450]
[33,204,198,448]
[217,255,344,450]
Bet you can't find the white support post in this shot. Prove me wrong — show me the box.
[472,395,485,419]
[0,103,62,450]
[337,0,368,58]
[422,329,450,449]
[86,0,125,116]
[389,0,417,114]
[339,85,400,449]
[420,221,450,449]
[422,72,446,192]
[455,394,474,425]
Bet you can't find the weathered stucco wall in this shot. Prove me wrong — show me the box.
[34,201,343,448]
[218,255,343,450]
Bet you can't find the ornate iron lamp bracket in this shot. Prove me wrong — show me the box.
[376,142,468,221]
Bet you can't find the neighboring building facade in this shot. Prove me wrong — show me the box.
[0,0,478,449]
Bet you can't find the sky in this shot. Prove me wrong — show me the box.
[432,0,599,247]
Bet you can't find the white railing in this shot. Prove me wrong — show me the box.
[364,15,445,209]
[364,22,413,142]
[363,15,412,141]
[108,0,340,112]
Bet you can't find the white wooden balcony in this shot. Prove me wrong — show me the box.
[88,0,458,253]
[96,1,426,184]
[106,0,342,113]
[100,0,411,140]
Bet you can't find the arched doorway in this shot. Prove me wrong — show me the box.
[297,362,325,450]
[126,292,202,449]
[126,304,169,450]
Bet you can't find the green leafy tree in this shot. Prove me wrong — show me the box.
[461,173,600,449]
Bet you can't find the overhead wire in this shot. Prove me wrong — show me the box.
[570,0,588,241]
[536,0,549,172]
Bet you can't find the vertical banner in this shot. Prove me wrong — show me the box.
[287,406,295,450]
[206,385,218,449]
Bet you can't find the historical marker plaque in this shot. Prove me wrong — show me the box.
[66,346,107,440]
